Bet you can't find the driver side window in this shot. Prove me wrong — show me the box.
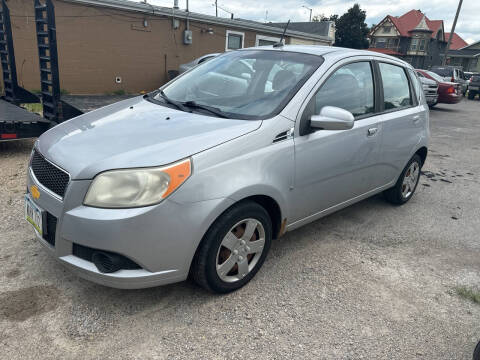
[311,62,375,118]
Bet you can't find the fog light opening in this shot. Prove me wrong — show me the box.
[92,251,124,273]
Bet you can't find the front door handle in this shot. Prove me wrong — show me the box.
[412,115,420,124]
[367,127,378,136]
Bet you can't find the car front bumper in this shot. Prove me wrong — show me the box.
[26,168,233,289]
[425,94,438,105]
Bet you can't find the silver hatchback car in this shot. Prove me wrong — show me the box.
[25,45,429,293]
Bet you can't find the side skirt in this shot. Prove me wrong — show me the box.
[285,182,395,232]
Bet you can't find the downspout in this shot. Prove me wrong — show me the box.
[186,0,189,30]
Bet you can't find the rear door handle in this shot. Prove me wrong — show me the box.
[367,127,378,136]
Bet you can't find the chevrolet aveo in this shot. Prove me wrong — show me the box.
[25,45,429,293]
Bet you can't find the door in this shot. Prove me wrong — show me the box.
[291,60,384,223]
[375,62,426,185]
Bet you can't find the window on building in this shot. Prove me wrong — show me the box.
[376,38,387,48]
[383,26,392,33]
[419,39,426,51]
[255,35,281,46]
[379,63,412,110]
[410,38,418,51]
[387,38,399,48]
[226,30,244,51]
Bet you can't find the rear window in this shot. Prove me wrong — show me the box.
[471,76,480,82]
[431,67,453,77]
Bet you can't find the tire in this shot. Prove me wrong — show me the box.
[383,154,422,205]
[191,201,272,293]
[474,341,480,360]
[468,92,475,100]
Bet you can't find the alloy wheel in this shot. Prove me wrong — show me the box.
[215,218,266,283]
[401,161,420,199]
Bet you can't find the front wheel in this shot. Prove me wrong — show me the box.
[384,154,422,205]
[191,201,272,293]
[468,92,475,100]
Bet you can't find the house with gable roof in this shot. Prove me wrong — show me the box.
[368,9,449,68]
[442,39,480,72]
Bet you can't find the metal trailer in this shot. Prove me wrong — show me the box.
[0,0,82,142]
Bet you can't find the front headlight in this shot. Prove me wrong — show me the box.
[84,158,191,208]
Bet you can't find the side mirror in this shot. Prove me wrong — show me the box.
[310,106,355,131]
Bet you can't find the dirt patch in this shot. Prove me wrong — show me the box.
[5,269,21,279]
[0,285,61,321]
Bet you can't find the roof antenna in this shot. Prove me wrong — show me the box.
[273,20,289,47]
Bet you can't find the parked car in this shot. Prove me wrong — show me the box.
[416,69,462,104]
[178,53,220,74]
[416,74,439,107]
[430,66,468,96]
[25,46,429,293]
[468,74,480,100]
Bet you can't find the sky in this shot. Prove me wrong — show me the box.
[149,0,479,44]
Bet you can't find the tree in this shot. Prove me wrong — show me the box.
[312,14,338,23]
[333,4,369,49]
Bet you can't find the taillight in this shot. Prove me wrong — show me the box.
[447,86,455,94]
[451,76,455,82]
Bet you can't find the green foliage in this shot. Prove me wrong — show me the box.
[456,286,480,304]
[112,89,126,96]
[333,4,370,49]
[60,89,70,95]
[312,14,338,22]
[21,103,43,115]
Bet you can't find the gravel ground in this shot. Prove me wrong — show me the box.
[1,99,479,359]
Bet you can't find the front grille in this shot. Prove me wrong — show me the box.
[31,149,70,198]
[44,212,57,246]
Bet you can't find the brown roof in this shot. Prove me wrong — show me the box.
[382,10,443,39]
[445,32,469,50]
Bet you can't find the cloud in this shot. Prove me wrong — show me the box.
[150,0,479,43]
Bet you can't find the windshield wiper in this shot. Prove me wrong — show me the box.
[158,90,189,112]
[182,100,229,118]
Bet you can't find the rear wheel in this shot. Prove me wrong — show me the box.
[191,201,272,293]
[384,154,422,205]
[474,340,480,360]
[468,92,476,100]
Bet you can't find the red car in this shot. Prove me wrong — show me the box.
[415,69,462,104]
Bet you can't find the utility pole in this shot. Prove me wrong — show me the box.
[443,0,463,65]
[302,5,312,22]
[215,0,218,17]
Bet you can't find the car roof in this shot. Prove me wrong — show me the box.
[240,45,411,67]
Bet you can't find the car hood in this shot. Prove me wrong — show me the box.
[37,96,261,179]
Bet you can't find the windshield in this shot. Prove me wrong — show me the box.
[430,67,453,77]
[426,71,446,83]
[155,50,323,119]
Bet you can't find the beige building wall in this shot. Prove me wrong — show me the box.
[3,0,299,94]
[288,37,325,45]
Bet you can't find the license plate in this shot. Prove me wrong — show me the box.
[25,195,44,235]
[470,86,479,90]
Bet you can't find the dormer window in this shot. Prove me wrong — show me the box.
[410,39,417,50]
